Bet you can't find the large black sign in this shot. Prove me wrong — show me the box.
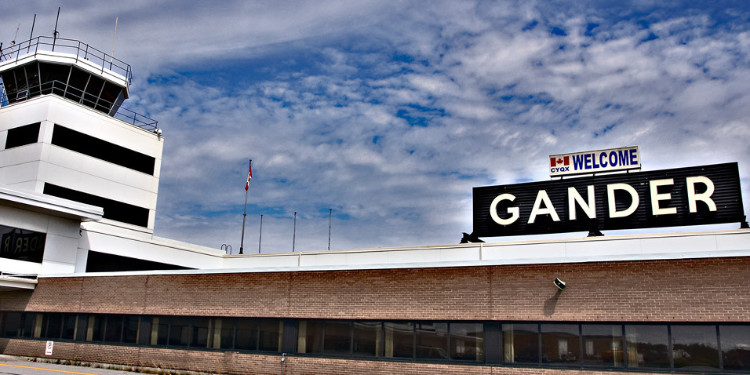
[473,163,745,237]
[1,225,46,263]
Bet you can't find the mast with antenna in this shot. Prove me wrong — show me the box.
[27,14,36,53]
[52,7,60,51]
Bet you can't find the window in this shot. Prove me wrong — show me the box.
[450,322,483,361]
[323,321,351,355]
[43,184,150,227]
[104,315,124,344]
[297,320,323,354]
[258,319,281,352]
[503,323,539,364]
[415,322,448,360]
[671,325,719,370]
[5,123,40,149]
[581,324,624,368]
[720,325,750,371]
[541,324,580,366]
[625,325,669,369]
[353,321,382,357]
[235,319,258,351]
[51,125,155,175]
[123,316,140,344]
[0,224,46,263]
[384,322,413,358]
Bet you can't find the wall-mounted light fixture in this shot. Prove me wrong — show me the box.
[554,278,566,291]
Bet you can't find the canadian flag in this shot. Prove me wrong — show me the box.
[550,156,569,168]
[245,163,253,191]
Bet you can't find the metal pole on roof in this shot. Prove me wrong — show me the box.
[258,214,263,254]
[292,212,297,252]
[328,208,332,250]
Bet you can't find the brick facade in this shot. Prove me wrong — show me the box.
[2,256,749,374]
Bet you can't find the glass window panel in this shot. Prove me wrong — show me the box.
[22,313,37,338]
[91,315,106,342]
[137,317,151,346]
[43,314,62,339]
[236,319,258,351]
[217,318,235,350]
[625,325,669,368]
[450,322,484,361]
[720,325,750,371]
[2,312,21,337]
[416,322,448,360]
[353,321,381,357]
[191,318,209,348]
[541,324,580,366]
[61,314,76,340]
[671,325,718,370]
[156,320,169,346]
[75,315,88,341]
[384,322,414,358]
[503,323,539,364]
[324,321,352,356]
[582,324,624,367]
[297,320,324,354]
[258,319,281,352]
[167,317,191,347]
[122,316,139,344]
[104,315,124,343]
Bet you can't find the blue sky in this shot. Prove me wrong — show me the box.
[2,1,749,252]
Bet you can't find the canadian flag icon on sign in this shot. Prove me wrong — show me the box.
[550,156,570,168]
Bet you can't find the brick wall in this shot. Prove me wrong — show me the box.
[3,256,749,322]
[2,256,750,374]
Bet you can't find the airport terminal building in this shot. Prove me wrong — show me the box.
[1,37,750,375]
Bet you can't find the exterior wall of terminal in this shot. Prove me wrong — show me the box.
[2,255,749,374]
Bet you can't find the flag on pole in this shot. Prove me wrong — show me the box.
[245,162,253,191]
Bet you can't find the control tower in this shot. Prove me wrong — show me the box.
[0,36,163,232]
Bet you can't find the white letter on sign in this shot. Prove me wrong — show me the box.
[686,176,717,213]
[568,185,596,220]
[490,193,520,226]
[607,183,639,218]
[528,190,560,224]
[650,179,676,216]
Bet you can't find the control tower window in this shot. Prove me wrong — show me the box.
[5,122,40,149]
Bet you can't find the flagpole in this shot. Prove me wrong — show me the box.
[240,159,252,254]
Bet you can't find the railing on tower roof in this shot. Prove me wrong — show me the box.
[0,36,132,84]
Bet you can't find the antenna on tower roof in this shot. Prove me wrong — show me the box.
[27,14,36,53]
[52,7,60,51]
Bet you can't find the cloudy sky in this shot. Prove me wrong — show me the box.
[2,1,749,253]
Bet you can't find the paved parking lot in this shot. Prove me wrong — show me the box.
[0,356,146,375]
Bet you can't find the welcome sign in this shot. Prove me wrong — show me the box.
[550,146,641,177]
[474,163,744,237]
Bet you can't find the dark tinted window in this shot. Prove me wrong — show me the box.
[51,125,155,175]
[323,321,351,355]
[582,324,624,368]
[384,322,413,358]
[353,321,381,357]
[44,183,149,227]
[541,324,580,366]
[503,323,539,364]
[625,325,669,369]
[104,315,124,343]
[235,319,258,351]
[415,322,448,360]
[5,123,40,149]
[720,325,750,371]
[258,319,280,352]
[671,325,718,370]
[298,320,323,354]
[450,322,483,361]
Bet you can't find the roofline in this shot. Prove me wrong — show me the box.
[0,185,103,221]
[41,228,750,278]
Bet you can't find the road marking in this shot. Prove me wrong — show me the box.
[0,363,104,375]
